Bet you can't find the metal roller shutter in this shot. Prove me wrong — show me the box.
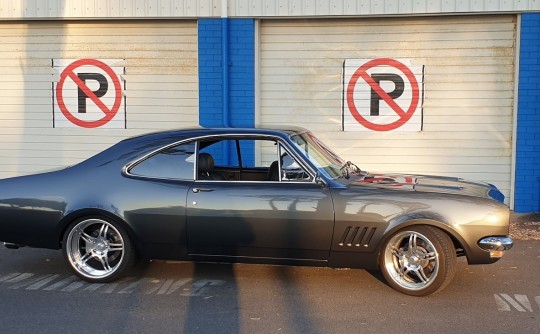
[259,15,515,202]
[0,20,197,178]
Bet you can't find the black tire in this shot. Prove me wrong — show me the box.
[379,225,456,296]
[62,217,136,283]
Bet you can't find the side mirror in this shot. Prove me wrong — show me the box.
[315,173,327,188]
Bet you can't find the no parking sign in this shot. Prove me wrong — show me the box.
[343,58,424,132]
[53,59,126,128]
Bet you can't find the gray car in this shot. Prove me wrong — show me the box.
[0,127,513,296]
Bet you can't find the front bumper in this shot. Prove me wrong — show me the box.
[478,236,514,258]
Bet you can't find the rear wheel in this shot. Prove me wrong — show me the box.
[62,217,135,282]
[379,225,456,296]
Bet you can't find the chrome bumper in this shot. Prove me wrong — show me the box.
[478,236,513,258]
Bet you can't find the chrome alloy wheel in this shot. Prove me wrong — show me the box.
[383,230,439,291]
[65,218,125,280]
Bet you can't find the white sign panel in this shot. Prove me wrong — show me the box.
[343,58,424,132]
[53,59,125,128]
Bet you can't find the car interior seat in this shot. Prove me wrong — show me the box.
[198,153,225,180]
[266,160,280,181]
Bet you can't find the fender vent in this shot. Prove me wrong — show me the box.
[338,226,377,248]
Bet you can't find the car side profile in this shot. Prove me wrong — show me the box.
[0,127,513,296]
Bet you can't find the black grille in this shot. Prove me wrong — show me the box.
[338,226,377,248]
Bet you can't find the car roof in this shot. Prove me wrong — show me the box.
[124,125,310,142]
[77,126,310,170]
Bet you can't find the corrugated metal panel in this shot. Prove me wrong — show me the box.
[0,0,539,19]
[0,0,220,19]
[258,15,515,201]
[0,20,198,177]
[235,0,540,17]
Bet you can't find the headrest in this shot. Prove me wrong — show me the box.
[198,153,214,172]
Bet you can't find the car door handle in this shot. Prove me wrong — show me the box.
[192,188,213,193]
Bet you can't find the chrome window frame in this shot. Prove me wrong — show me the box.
[122,133,318,184]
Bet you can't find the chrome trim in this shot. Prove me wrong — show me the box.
[478,236,514,251]
[123,132,319,183]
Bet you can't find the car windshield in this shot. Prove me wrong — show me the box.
[290,132,357,179]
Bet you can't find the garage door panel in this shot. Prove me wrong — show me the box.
[259,15,515,203]
[0,20,198,179]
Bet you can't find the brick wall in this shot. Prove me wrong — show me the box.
[515,13,540,212]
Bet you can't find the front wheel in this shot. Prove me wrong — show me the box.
[62,217,135,283]
[379,225,456,296]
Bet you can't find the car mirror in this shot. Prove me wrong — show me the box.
[315,173,327,188]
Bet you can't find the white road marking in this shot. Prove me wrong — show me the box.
[43,276,77,291]
[100,277,135,293]
[0,273,22,283]
[9,274,52,290]
[118,278,147,294]
[165,278,192,295]
[156,279,175,295]
[495,294,536,312]
[180,279,225,297]
[27,274,61,290]
[61,280,86,292]
[3,273,34,283]
[0,272,224,296]
[83,283,105,291]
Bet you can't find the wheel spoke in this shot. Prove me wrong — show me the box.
[391,247,403,258]
[98,223,109,239]
[420,251,437,261]
[80,232,94,244]
[77,252,93,267]
[397,263,410,279]
[98,255,112,272]
[414,267,430,283]
[108,243,123,252]
[408,233,418,252]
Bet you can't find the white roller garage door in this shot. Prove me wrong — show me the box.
[0,20,198,178]
[259,15,515,202]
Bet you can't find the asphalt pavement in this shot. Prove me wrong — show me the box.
[0,240,538,333]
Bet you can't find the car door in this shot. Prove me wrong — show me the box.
[185,136,334,261]
[124,141,196,257]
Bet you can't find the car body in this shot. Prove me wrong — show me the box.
[0,127,513,296]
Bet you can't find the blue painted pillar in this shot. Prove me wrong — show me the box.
[515,13,540,212]
[198,18,255,165]
[198,18,255,128]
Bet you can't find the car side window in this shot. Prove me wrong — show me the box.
[195,137,312,182]
[129,142,196,180]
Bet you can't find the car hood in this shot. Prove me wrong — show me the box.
[349,173,505,203]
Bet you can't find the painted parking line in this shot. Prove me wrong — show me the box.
[495,293,540,312]
[0,272,224,296]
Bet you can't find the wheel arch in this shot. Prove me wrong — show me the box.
[56,209,142,254]
[377,215,470,263]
